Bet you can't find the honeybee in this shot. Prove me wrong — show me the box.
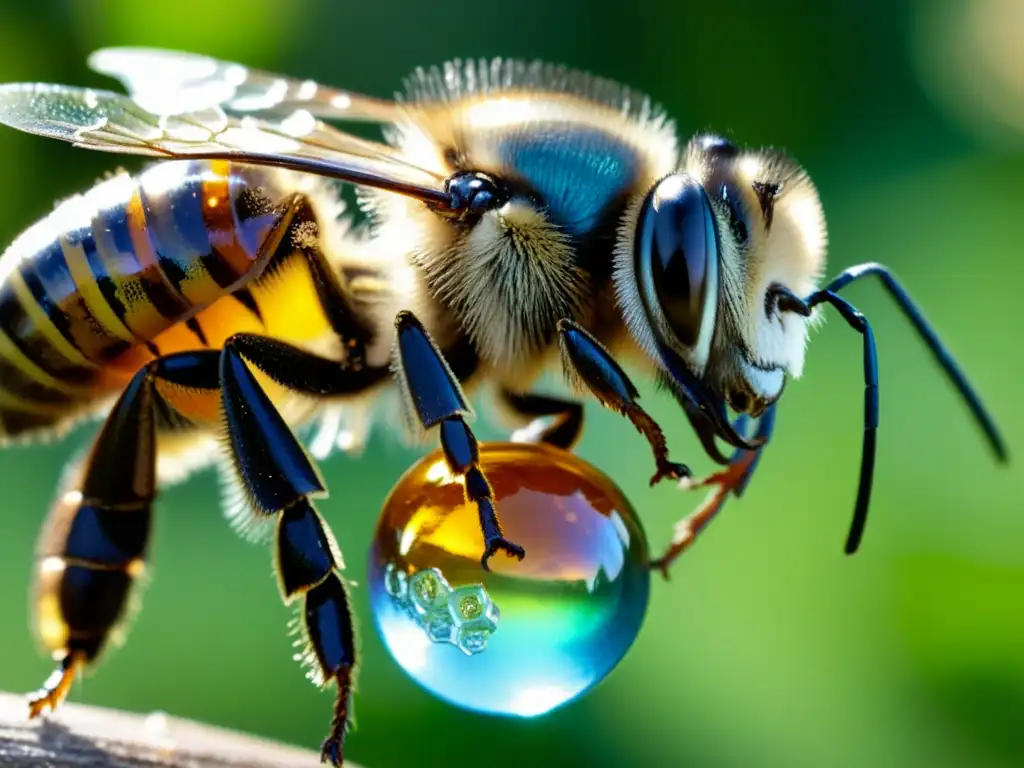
[0,49,1007,765]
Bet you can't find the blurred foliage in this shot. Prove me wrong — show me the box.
[0,1,1021,767]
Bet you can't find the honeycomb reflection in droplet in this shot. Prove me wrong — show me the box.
[368,442,650,717]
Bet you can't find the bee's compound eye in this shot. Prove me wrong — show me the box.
[368,442,650,716]
[635,173,719,348]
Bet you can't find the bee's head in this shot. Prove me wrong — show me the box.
[617,134,827,416]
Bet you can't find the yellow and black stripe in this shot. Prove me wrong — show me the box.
[0,160,290,438]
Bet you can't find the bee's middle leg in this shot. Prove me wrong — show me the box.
[157,337,389,767]
[392,311,525,570]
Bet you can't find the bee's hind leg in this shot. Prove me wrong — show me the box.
[500,389,584,450]
[392,311,525,570]
[648,406,776,579]
[28,360,175,717]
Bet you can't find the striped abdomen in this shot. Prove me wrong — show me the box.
[0,160,292,436]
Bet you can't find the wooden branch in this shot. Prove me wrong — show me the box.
[0,692,365,767]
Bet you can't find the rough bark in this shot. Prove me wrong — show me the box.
[0,692,364,767]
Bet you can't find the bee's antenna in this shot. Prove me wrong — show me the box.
[803,290,878,554]
[806,262,1008,554]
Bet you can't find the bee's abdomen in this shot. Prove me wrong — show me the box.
[0,160,289,436]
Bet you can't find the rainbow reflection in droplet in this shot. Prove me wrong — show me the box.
[368,442,650,717]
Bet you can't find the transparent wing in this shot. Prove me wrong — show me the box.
[0,83,449,205]
[88,47,403,123]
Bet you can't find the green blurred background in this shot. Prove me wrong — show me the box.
[0,1,1022,766]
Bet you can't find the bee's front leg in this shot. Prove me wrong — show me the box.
[556,318,690,485]
[393,311,525,570]
[648,407,776,579]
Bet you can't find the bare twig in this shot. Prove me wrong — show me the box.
[0,692,364,767]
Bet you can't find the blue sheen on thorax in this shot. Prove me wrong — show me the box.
[499,126,641,236]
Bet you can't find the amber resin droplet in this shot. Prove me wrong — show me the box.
[368,442,650,717]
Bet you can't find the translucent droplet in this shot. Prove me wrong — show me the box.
[368,442,650,718]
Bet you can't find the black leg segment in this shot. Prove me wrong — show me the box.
[214,340,359,766]
[29,359,163,717]
[220,347,327,513]
[393,311,525,570]
[222,333,389,398]
[557,319,690,485]
[157,338,382,766]
[284,195,376,363]
[501,389,584,450]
